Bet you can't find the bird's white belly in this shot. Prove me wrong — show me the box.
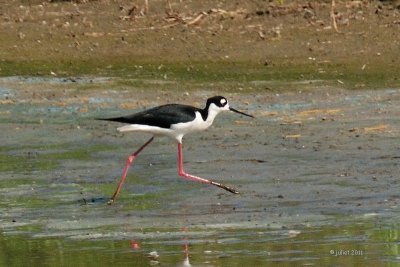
[116,111,211,143]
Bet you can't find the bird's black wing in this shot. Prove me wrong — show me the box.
[97,104,201,128]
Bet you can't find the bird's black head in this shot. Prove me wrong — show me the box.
[206,96,229,109]
[205,96,254,118]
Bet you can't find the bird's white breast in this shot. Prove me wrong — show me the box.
[172,111,211,134]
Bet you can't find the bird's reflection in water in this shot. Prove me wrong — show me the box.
[128,227,193,266]
[180,227,191,267]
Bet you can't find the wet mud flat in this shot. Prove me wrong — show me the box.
[0,77,400,266]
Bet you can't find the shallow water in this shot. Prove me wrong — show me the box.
[1,77,400,266]
[1,221,399,266]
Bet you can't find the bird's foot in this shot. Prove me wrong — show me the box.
[210,181,239,194]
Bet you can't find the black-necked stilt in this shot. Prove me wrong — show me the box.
[98,96,253,204]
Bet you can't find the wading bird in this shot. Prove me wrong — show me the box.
[99,96,253,204]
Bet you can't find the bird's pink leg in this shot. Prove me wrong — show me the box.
[177,143,239,194]
[108,137,154,204]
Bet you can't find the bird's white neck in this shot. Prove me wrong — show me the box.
[204,103,227,124]
[204,107,219,124]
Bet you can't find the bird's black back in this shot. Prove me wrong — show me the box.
[98,104,204,129]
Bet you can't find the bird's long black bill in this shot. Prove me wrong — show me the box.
[210,181,240,194]
[230,107,254,118]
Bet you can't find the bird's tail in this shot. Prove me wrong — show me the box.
[96,117,142,132]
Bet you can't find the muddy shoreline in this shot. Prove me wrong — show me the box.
[1,1,400,89]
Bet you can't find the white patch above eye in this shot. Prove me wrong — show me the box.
[220,98,227,105]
